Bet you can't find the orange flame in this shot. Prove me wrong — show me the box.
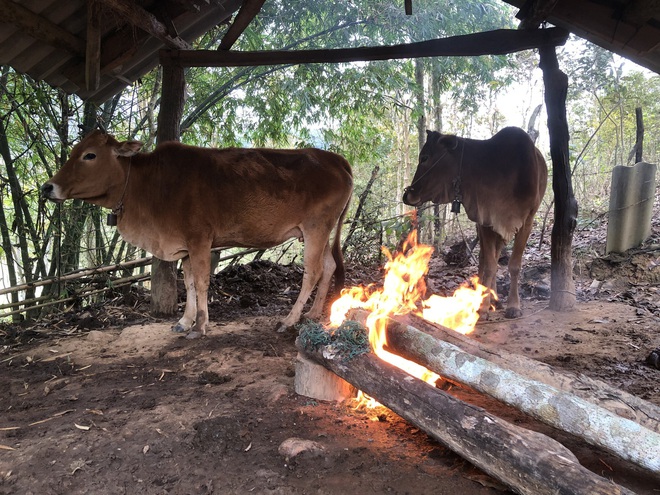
[330,229,491,406]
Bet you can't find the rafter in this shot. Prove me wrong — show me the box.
[98,0,192,50]
[86,0,102,91]
[219,0,266,50]
[0,0,85,55]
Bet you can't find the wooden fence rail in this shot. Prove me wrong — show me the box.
[0,247,266,320]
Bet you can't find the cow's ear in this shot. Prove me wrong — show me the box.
[114,140,143,157]
[426,130,442,144]
[438,135,459,150]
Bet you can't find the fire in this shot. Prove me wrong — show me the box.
[329,229,491,404]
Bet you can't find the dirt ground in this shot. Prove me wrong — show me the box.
[1,221,660,494]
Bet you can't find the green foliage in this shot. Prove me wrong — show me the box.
[298,319,370,361]
[4,0,658,321]
[559,37,660,216]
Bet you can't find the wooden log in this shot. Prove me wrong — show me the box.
[296,339,635,495]
[378,315,660,474]
[160,27,570,67]
[352,309,660,435]
[294,353,356,402]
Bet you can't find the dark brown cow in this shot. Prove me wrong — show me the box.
[42,131,353,338]
[403,127,547,318]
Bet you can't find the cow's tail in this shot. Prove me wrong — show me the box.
[331,197,351,295]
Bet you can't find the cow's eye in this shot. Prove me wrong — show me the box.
[420,155,429,163]
[83,153,96,161]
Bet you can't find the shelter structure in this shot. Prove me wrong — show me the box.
[1,0,659,315]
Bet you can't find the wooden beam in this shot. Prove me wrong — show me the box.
[85,0,102,92]
[219,0,266,51]
[98,0,192,50]
[297,339,636,495]
[161,27,570,67]
[0,0,85,55]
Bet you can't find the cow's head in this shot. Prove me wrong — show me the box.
[402,130,460,207]
[41,130,143,208]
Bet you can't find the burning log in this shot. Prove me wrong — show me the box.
[394,311,660,435]
[371,313,660,475]
[296,333,635,495]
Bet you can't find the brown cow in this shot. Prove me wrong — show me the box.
[402,127,547,318]
[42,131,353,338]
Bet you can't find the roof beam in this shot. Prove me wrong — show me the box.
[517,0,560,29]
[0,0,85,55]
[162,27,570,67]
[86,0,102,91]
[98,0,192,50]
[219,0,266,50]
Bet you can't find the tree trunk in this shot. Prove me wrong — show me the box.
[539,45,576,312]
[151,61,186,316]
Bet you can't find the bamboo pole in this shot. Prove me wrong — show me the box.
[297,339,635,495]
[0,274,150,318]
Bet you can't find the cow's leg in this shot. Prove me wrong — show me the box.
[173,257,196,333]
[278,231,327,331]
[305,242,336,320]
[505,214,534,319]
[186,247,212,339]
[476,225,500,315]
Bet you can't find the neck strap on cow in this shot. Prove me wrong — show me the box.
[107,158,131,226]
[450,141,465,214]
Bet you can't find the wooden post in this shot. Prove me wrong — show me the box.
[297,340,635,495]
[539,45,577,312]
[634,107,644,163]
[151,60,185,316]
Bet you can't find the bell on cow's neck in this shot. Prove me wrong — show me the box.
[451,199,461,214]
[107,213,118,226]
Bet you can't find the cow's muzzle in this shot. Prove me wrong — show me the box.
[41,182,63,203]
[402,186,421,207]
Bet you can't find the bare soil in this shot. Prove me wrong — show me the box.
[1,224,660,494]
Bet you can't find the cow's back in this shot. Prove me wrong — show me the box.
[118,143,352,257]
[462,127,547,241]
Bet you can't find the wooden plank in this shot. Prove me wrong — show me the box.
[297,340,635,495]
[160,27,570,67]
[0,0,85,55]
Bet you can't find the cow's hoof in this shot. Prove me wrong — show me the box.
[172,323,187,333]
[504,307,523,319]
[646,348,660,369]
[186,331,203,340]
